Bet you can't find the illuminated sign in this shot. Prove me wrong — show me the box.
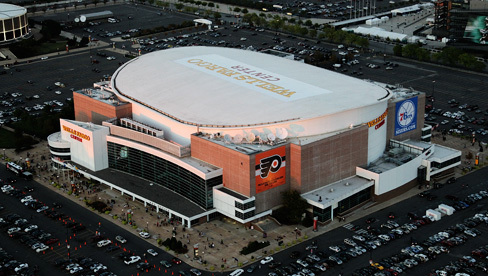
[395,97,417,136]
[367,109,388,128]
[375,120,385,130]
[176,55,331,102]
[62,125,91,142]
[255,146,286,193]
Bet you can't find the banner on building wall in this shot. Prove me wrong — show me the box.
[255,146,286,193]
[463,16,487,44]
[395,97,418,136]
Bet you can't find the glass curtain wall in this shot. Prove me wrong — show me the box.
[108,142,222,209]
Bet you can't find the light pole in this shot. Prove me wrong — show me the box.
[2,149,5,160]
[146,221,149,232]
[432,80,436,97]
[66,227,71,261]
[432,80,436,108]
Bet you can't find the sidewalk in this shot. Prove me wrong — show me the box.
[0,130,476,272]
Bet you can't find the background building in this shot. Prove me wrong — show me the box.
[0,3,29,44]
[433,0,488,43]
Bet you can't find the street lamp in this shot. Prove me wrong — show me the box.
[146,221,149,232]
[2,149,5,160]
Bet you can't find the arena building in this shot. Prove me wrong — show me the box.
[0,3,29,44]
[48,47,461,227]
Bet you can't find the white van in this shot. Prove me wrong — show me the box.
[229,269,244,276]
[108,18,117,23]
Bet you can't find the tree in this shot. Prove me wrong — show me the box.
[402,44,420,59]
[242,8,248,14]
[233,7,241,13]
[309,29,317,38]
[175,3,184,10]
[393,44,403,56]
[280,190,309,224]
[304,19,312,27]
[79,36,89,46]
[213,12,221,19]
[40,20,62,41]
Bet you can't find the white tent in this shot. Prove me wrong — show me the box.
[352,26,408,41]
[193,18,213,30]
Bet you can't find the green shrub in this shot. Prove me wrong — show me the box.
[240,240,270,255]
[161,237,188,254]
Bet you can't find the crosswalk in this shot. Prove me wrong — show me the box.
[342,223,368,235]
[343,223,354,230]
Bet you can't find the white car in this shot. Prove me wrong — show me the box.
[20,195,33,203]
[296,259,309,267]
[260,256,273,265]
[107,56,116,60]
[55,91,62,95]
[147,248,158,256]
[329,245,341,252]
[139,232,150,239]
[115,235,127,244]
[54,81,65,87]
[90,263,107,272]
[97,239,112,247]
[36,244,49,253]
[7,227,21,235]
[124,255,141,265]
[70,266,83,274]
[36,206,49,213]
[40,56,49,60]
[1,185,13,193]
[14,263,28,272]
[24,225,38,232]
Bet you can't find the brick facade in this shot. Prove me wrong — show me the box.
[74,92,132,124]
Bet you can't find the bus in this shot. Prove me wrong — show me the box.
[6,162,23,175]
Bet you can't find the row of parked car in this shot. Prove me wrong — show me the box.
[0,246,35,276]
[53,257,115,276]
[428,211,488,276]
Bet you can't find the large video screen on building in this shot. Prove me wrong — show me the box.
[463,16,487,44]
[255,146,286,193]
[395,97,418,136]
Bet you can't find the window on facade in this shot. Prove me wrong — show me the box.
[337,188,371,213]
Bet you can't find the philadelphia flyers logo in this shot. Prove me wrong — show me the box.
[259,155,284,178]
